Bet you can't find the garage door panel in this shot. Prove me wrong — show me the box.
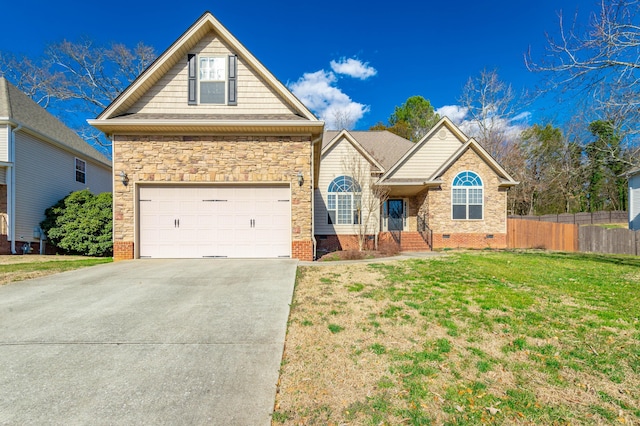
[138,185,291,258]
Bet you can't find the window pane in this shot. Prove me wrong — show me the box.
[200,57,225,81]
[327,194,335,210]
[453,171,482,186]
[468,188,483,204]
[453,205,467,220]
[452,188,466,204]
[337,194,351,225]
[469,205,483,219]
[200,81,225,104]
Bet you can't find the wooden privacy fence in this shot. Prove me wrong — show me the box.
[508,219,639,255]
[579,226,640,255]
[507,219,578,252]
[509,210,627,225]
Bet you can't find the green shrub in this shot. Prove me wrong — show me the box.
[40,190,112,257]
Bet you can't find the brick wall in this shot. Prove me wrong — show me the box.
[114,241,134,261]
[113,135,314,261]
[292,240,314,261]
[432,233,507,249]
[315,234,361,254]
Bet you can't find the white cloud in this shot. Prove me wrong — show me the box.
[330,58,377,80]
[290,63,373,129]
[436,105,469,124]
[436,104,530,141]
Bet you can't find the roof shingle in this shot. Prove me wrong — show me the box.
[0,77,110,167]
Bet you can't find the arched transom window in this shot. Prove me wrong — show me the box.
[452,171,483,220]
[327,176,361,225]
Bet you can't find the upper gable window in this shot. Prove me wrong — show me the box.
[199,57,226,104]
[75,158,86,184]
[188,54,237,106]
[452,171,483,220]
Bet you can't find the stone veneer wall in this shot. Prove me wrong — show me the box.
[113,135,314,261]
[425,148,508,248]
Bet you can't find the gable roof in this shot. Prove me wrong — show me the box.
[378,116,466,183]
[378,116,517,187]
[322,130,385,172]
[322,130,413,171]
[90,11,322,137]
[0,77,111,167]
[430,138,518,186]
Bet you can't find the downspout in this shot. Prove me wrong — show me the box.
[8,123,21,254]
[310,133,323,260]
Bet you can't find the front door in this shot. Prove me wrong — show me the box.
[388,199,404,231]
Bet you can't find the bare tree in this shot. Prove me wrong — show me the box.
[331,110,356,130]
[0,39,156,154]
[526,0,640,164]
[341,152,388,251]
[458,69,527,164]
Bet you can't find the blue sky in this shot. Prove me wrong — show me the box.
[1,0,593,132]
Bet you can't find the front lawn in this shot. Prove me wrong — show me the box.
[0,255,112,285]
[274,250,640,425]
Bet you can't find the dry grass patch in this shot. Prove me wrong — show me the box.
[274,251,640,425]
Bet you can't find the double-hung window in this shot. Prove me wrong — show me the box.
[327,176,361,225]
[75,158,86,184]
[188,54,238,105]
[452,171,483,220]
[199,57,226,104]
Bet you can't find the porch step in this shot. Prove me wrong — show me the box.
[400,232,431,252]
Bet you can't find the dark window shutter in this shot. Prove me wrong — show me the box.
[228,55,237,106]
[188,54,197,105]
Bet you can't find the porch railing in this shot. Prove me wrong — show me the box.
[389,230,401,246]
[417,214,433,250]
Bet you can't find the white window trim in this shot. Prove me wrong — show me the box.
[327,176,361,225]
[451,171,484,220]
[75,158,86,184]
[198,55,227,105]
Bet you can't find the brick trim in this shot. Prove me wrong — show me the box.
[432,233,506,249]
[114,241,134,261]
[292,240,314,261]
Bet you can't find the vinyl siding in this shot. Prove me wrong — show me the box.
[388,124,463,180]
[314,138,379,235]
[129,33,297,116]
[0,167,6,184]
[13,131,112,241]
[630,174,640,230]
[0,125,8,162]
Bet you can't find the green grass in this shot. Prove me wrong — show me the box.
[0,257,112,285]
[368,251,640,424]
[328,323,344,334]
[277,250,640,425]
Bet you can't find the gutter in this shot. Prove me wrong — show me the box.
[8,123,22,254]
[87,118,325,133]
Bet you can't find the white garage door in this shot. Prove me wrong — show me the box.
[138,186,291,258]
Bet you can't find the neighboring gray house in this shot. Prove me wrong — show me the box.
[629,167,640,231]
[0,77,112,254]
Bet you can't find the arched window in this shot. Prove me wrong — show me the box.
[327,176,361,225]
[452,171,483,220]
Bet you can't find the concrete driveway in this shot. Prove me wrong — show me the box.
[0,259,297,425]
